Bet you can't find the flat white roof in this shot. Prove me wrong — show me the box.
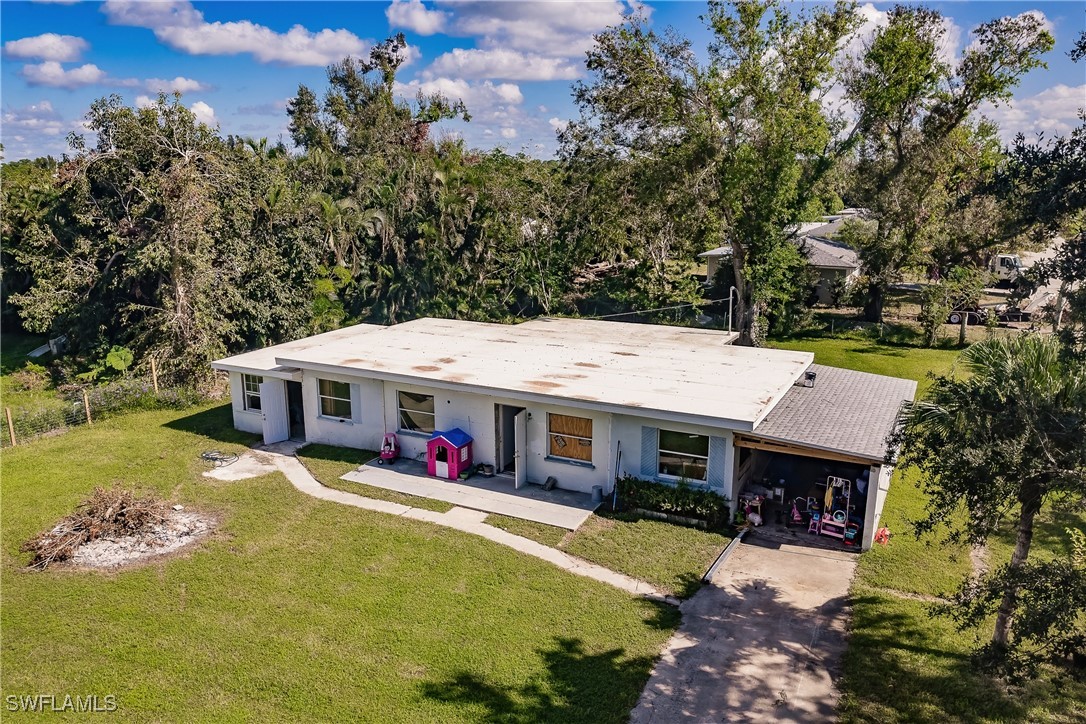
[210,325,370,380]
[217,317,814,430]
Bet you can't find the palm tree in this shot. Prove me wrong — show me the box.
[895,335,1086,653]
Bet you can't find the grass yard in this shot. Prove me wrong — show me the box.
[296,443,455,513]
[486,512,729,599]
[771,330,1086,722]
[2,404,679,723]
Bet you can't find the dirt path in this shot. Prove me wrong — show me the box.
[631,539,857,723]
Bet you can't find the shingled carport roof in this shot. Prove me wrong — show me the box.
[745,364,918,463]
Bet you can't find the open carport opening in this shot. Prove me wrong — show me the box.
[734,443,877,552]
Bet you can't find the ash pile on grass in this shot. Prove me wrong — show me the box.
[21,486,212,569]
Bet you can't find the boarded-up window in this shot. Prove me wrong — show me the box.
[398,391,435,434]
[658,429,709,482]
[548,413,592,462]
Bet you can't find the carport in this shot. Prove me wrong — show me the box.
[732,364,917,550]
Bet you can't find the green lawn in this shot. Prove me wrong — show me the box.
[486,512,729,599]
[2,404,679,723]
[771,330,1086,722]
[296,443,455,513]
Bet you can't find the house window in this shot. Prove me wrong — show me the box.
[318,379,352,420]
[398,391,435,434]
[548,413,593,463]
[658,429,709,482]
[243,374,262,411]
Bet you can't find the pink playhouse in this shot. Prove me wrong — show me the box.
[427,428,474,480]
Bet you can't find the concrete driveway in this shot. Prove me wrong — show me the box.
[631,538,857,723]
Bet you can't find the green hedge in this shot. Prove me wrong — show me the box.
[616,475,730,529]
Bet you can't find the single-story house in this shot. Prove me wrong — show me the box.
[701,211,864,305]
[212,317,915,550]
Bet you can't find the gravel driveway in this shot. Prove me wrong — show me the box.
[631,538,857,723]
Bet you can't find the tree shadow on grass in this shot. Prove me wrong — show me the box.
[162,403,260,446]
[841,593,1028,722]
[419,635,665,723]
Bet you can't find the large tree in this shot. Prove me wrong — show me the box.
[565,0,858,345]
[845,6,1053,321]
[893,335,1086,664]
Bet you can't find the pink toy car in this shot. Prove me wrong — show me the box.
[378,433,399,465]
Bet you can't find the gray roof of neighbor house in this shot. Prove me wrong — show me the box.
[749,364,917,462]
[801,236,859,270]
[699,234,859,271]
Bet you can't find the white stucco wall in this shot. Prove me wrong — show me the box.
[229,371,264,435]
[611,414,735,498]
[861,463,894,550]
[300,370,385,451]
[381,381,613,494]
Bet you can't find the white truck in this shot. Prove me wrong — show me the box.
[988,253,1022,286]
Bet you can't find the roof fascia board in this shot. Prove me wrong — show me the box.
[210,362,302,381]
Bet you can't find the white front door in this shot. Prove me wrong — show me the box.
[259,380,289,445]
[514,409,527,489]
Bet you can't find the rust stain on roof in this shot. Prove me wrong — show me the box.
[545,373,587,380]
[437,357,457,364]
[341,358,365,364]
[413,365,441,372]
[525,380,563,390]
[612,351,638,357]
[444,374,467,383]
[574,362,600,368]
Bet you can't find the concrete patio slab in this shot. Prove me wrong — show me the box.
[340,460,598,530]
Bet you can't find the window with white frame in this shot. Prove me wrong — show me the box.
[548,413,593,463]
[398,391,435,434]
[657,429,709,482]
[317,379,352,420]
[243,374,263,411]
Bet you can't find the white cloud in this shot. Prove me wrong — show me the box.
[441,0,633,57]
[397,77,524,109]
[20,61,107,89]
[4,33,89,62]
[0,100,89,159]
[102,0,368,66]
[424,48,580,81]
[135,95,155,108]
[144,76,211,93]
[386,0,448,36]
[548,117,569,133]
[500,127,517,139]
[979,84,1086,142]
[190,100,218,127]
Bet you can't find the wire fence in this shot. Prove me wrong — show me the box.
[3,373,205,449]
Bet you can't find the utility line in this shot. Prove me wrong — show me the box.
[586,298,728,319]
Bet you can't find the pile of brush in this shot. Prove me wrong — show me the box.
[21,485,169,570]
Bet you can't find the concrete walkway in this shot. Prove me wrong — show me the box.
[341,460,597,529]
[631,538,857,723]
[214,444,675,605]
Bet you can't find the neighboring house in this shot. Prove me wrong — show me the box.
[212,316,914,550]
[700,210,865,305]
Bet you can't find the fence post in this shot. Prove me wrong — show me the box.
[5,407,15,447]
[150,357,159,395]
[82,390,92,425]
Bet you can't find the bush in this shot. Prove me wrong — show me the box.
[77,378,201,420]
[617,475,730,529]
[9,362,52,392]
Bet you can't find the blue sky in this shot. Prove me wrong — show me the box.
[2,1,1083,161]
